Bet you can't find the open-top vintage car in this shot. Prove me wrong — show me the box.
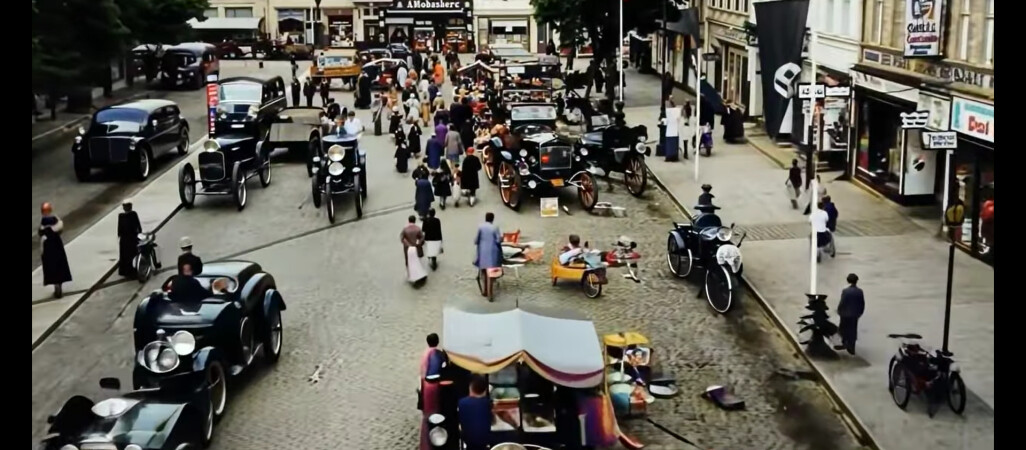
[310,133,367,223]
[576,119,652,196]
[40,377,213,450]
[362,58,408,89]
[177,135,272,211]
[133,260,286,420]
[493,103,599,212]
[263,106,327,177]
[667,210,747,314]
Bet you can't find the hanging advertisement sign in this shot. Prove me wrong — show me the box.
[950,96,994,143]
[205,74,219,138]
[917,92,951,131]
[904,0,946,57]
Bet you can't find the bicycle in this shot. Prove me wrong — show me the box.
[887,333,966,417]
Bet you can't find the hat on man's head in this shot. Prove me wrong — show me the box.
[122,197,134,206]
[179,236,193,249]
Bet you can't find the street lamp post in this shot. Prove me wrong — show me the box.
[657,0,668,156]
[942,202,965,353]
[314,0,323,48]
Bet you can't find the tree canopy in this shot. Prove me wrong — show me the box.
[32,0,209,92]
[532,0,683,97]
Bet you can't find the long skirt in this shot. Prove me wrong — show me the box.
[664,135,679,161]
[425,240,443,258]
[118,237,139,277]
[407,246,428,283]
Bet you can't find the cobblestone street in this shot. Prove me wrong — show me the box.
[33,60,863,450]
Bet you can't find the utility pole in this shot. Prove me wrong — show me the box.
[657,0,668,156]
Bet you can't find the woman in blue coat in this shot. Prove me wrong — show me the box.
[414,171,434,218]
[425,134,444,170]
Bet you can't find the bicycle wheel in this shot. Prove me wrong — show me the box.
[947,372,967,414]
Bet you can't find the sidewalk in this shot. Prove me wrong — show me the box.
[32,80,150,151]
[628,103,995,449]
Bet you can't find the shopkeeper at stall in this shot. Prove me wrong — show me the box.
[459,375,518,449]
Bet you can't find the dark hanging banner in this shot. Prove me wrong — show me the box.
[754,0,809,139]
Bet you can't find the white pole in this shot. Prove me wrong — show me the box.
[618,0,624,102]
[808,27,819,296]
[694,46,701,181]
[809,178,818,294]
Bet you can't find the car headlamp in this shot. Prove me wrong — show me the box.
[170,330,196,356]
[139,341,180,374]
[327,145,345,162]
[527,180,537,189]
[428,427,448,446]
[328,162,345,176]
[717,227,733,242]
[77,127,85,136]
[204,140,221,153]
[74,136,82,144]
[635,143,645,153]
[247,105,259,117]
[519,149,528,157]
[579,148,589,156]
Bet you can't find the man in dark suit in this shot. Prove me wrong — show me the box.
[319,78,331,106]
[177,236,203,276]
[303,80,315,107]
[290,78,301,107]
[836,273,866,355]
[169,263,209,303]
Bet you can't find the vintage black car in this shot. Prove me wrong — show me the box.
[161,42,219,90]
[40,377,213,450]
[576,118,652,196]
[311,133,367,222]
[177,135,272,210]
[73,99,191,182]
[130,44,166,82]
[263,106,328,176]
[493,103,599,212]
[387,43,412,61]
[132,261,286,421]
[358,48,392,64]
[213,74,288,140]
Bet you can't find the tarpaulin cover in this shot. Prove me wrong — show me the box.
[442,303,605,388]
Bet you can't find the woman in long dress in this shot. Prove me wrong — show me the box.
[422,209,443,270]
[408,122,423,159]
[425,134,444,171]
[400,216,428,285]
[414,172,434,218]
[394,138,411,173]
[456,147,482,207]
[39,202,72,298]
[431,162,453,210]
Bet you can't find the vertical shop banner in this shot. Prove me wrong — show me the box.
[754,0,810,139]
[905,0,945,57]
[206,74,219,138]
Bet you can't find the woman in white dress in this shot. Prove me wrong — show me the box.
[400,215,429,285]
[421,209,443,270]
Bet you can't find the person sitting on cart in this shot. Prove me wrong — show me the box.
[559,234,585,266]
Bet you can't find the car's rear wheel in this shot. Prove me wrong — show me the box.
[179,164,196,208]
[498,162,521,211]
[259,157,272,188]
[263,304,284,364]
[207,360,227,419]
[624,155,647,196]
[177,128,190,155]
[577,172,598,211]
[666,236,693,278]
[484,147,498,183]
[132,147,152,181]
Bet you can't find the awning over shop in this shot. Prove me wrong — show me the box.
[442,303,605,389]
[658,7,701,46]
[187,17,262,30]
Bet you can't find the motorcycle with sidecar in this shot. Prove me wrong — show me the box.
[665,205,747,313]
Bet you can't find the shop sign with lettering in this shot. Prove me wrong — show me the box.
[917,92,951,131]
[711,23,748,46]
[392,0,467,10]
[862,48,993,90]
[904,0,945,57]
[950,97,994,143]
[921,131,958,150]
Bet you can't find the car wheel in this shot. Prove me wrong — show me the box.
[207,360,228,419]
[624,155,647,197]
[231,162,247,211]
[199,399,214,447]
[484,148,498,184]
[259,157,272,187]
[263,304,284,364]
[577,171,598,211]
[132,147,152,181]
[666,236,692,278]
[498,161,521,211]
[306,137,319,177]
[704,266,737,314]
[74,154,91,182]
[179,164,197,208]
[325,180,335,223]
[311,175,322,208]
[177,129,190,155]
[354,178,364,218]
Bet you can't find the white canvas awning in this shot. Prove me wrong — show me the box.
[187,17,262,31]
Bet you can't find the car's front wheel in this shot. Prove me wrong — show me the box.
[207,360,228,419]
[231,162,247,211]
[577,171,598,211]
[179,164,197,208]
[263,303,284,364]
[177,128,190,155]
[132,147,152,181]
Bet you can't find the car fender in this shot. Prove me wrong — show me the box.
[180,119,190,134]
[263,288,287,318]
[254,140,267,160]
[191,346,224,374]
[668,230,687,253]
[240,272,276,305]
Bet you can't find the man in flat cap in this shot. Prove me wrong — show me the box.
[177,236,203,276]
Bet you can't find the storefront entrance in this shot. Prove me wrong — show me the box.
[380,0,474,52]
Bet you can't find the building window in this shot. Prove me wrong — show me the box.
[873,0,883,44]
[839,0,851,38]
[225,7,253,18]
[985,0,994,66]
[203,8,218,18]
[824,0,835,34]
[958,0,971,60]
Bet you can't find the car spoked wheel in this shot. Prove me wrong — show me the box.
[354,178,364,219]
[202,399,214,445]
[231,163,247,211]
[178,164,196,208]
[306,138,319,177]
[259,158,272,187]
[704,266,736,313]
[666,236,692,278]
[948,372,966,414]
[177,129,190,155]
[207,361,227,418]
[583,274,603,298]
[577,172,598,211]
[484,148,498,183]
[498,162,521,210]
[624,156,647,196]
[264,306,283,364]
[325,182,336,223]
[311,176,322,208]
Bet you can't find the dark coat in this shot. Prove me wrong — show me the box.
[824,202,839,232]
[422,216,442,241]
[412,52,424,73]
[432,167,453,197]
[395,142,410,173]
[290,81,301,107]
[414,178,434,215]
[408,123,423,155]
[459,122,475,153]
[356,75,372,108]
[838,286,865,319]
[460,154,482,191]
[118,211,142,277]
[178,252,203,276]
[39,216,72,285]
[426,137,444,170]
[451,103,472,129]
[169,275,208,303]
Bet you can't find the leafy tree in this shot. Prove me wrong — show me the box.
[532,0,681,100]
[116,0,210,45]
[34,0,130,112]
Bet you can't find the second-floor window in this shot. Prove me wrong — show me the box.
[225,7,253,18]
[958,0,971,60]
[984,0,994,66]
[203,8,218,18]
[873,0,884,44]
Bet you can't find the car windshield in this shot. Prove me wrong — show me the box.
[95,108,148,124]
[163,51,196,67]
[319,56,352,67]
[219,83,262,103]
[510,105,557,121]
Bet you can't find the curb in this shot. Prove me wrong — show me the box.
[745,135,790,170]
[31,92,151,153]
[646,165,881,450]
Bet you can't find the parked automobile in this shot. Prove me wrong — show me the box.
[263,106,328,176]
[310,133,367,222]
[161,42,219,90]
[213,74,288,139]
[177,136,272,211]
[576,120,652,196]
[666,210,747,314]
[132,261,287,420]
[129,44,165,82]
[311,48,361,88]
[39,377,213,449]
[72,99,191,181]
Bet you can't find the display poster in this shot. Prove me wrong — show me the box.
[540,197,559,217]
[905,0,945,57]
[950,96,994,143]
[903,130,937,196]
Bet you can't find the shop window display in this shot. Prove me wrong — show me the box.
[951,149,994,260]
[855,99,902,190]
[977,154,994,258]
